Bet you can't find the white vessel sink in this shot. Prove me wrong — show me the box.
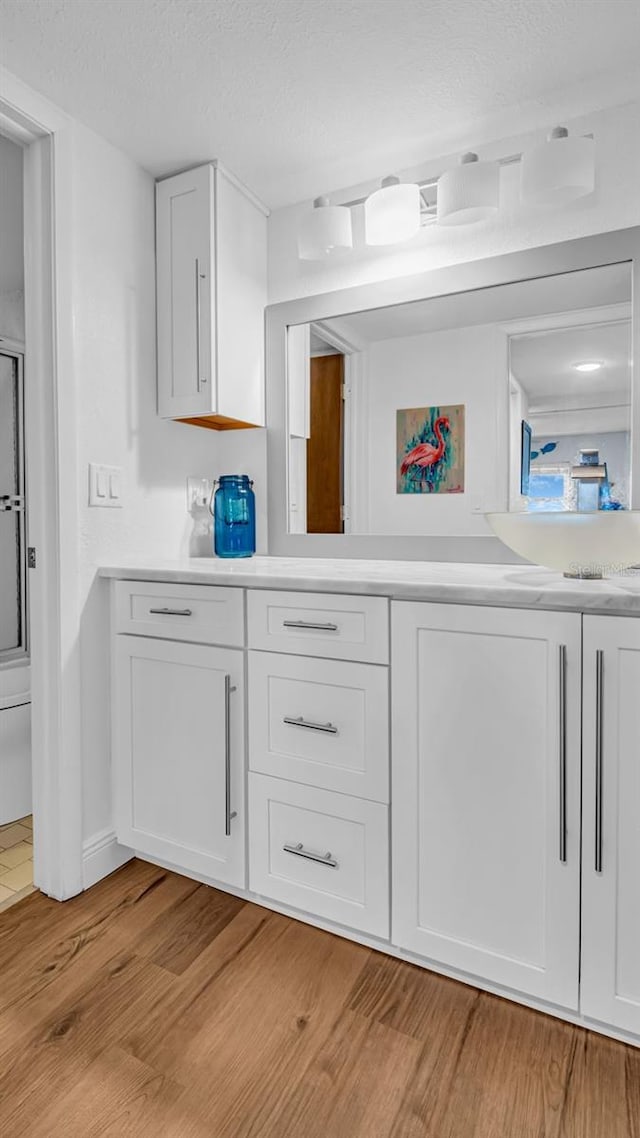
[486,511,640,578]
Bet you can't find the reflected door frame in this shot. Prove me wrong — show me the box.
[309,320,366,535]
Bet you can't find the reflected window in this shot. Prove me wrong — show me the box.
[527,464,573,512]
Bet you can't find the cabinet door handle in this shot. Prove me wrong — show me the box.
[148,607,193,617]
[283,842,338,868]
[224,674,238,837]
[282,619,339,632]
[558,644,567,864]
[283,715,338,735]
[195,258,207,391]
[595,649,604,874]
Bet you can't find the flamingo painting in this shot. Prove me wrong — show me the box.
[397,404,465,495]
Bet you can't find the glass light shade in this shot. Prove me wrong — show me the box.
[298,196,353,260]
[437,153,499,226]
[364,177,421,246]
[521,128,595,206]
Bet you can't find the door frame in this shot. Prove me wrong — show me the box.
[309,320,364,534]
[0,69,84,899]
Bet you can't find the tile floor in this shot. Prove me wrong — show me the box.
[0,815,34,912]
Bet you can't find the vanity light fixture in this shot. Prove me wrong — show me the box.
[520,126,595,207]
[437,152,500,226]
[297,195,353,260]
[297,127,595,259]
[574,361,603,372]
[363,176,421,246]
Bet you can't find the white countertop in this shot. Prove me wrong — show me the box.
[98,556,640,615]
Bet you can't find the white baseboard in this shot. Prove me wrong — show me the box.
[82,828,133,890]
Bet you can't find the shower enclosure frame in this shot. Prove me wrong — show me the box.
[0,344,28,666]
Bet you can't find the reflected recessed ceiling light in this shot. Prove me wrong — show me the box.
[574,361,603,372]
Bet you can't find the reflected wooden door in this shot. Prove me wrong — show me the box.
[307,354,344,534]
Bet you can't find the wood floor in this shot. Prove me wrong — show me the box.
[0,859,638,1137]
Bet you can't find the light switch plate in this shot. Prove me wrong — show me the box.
[89,463,123,508]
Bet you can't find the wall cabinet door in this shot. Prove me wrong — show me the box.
[392,601,581,1009]
[156,164,214,421]
[581,616,640,1035]
[156,162,267,429]
[113,636,245,887]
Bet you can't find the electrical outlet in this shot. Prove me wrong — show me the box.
[89,463,123,508]
[187,476,213,512]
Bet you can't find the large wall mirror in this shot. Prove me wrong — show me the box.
[266,229,639,559]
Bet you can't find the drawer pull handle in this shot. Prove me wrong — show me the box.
[282,620,339,632]
[283,715,338,735]
[149,607,193,617]
[283,842,338,868]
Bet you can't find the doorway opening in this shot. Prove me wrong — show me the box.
[307,348,345,534]
[0,133,35,911]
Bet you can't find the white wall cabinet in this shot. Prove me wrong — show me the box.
[392,601,582,1009]
[156,162,268,430]
[581,616,640,1035]
[113,635,245,886]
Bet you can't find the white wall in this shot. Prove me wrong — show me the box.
[268,100,640,304]
[71,124,268,843]
[360,325,507,535]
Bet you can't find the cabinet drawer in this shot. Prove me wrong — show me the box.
[114,580,244,646]
[248,652,388,801]
[249,774,389,937]
[247,590,388,663]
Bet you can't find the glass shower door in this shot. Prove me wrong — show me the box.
[0,350,26,660]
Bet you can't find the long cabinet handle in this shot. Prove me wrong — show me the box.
[595,649,604,874]
[224,674,238,837]
[283,842,338,868]
[283,715,338,735]
[282,620,339,632]
[558,644,567,864]
[149,607,193,617]
[195,258,207,391]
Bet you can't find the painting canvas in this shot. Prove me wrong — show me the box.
[396,404,465,494]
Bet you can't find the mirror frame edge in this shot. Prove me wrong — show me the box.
[266,225,640,563]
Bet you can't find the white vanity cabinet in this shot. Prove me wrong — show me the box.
[392,601,582,1009]
[247,590,391,937]
[105,565,640,1048]
[581,616,640,1036]
[156,162,268,430]
[112,582,245,887]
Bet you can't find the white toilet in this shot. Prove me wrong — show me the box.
[0,664,31,826]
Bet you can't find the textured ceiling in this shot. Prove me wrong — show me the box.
[1,0,639,207]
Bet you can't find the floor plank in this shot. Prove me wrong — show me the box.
[0,859,638,1138]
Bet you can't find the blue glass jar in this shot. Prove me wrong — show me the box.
[213,475,256,558]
